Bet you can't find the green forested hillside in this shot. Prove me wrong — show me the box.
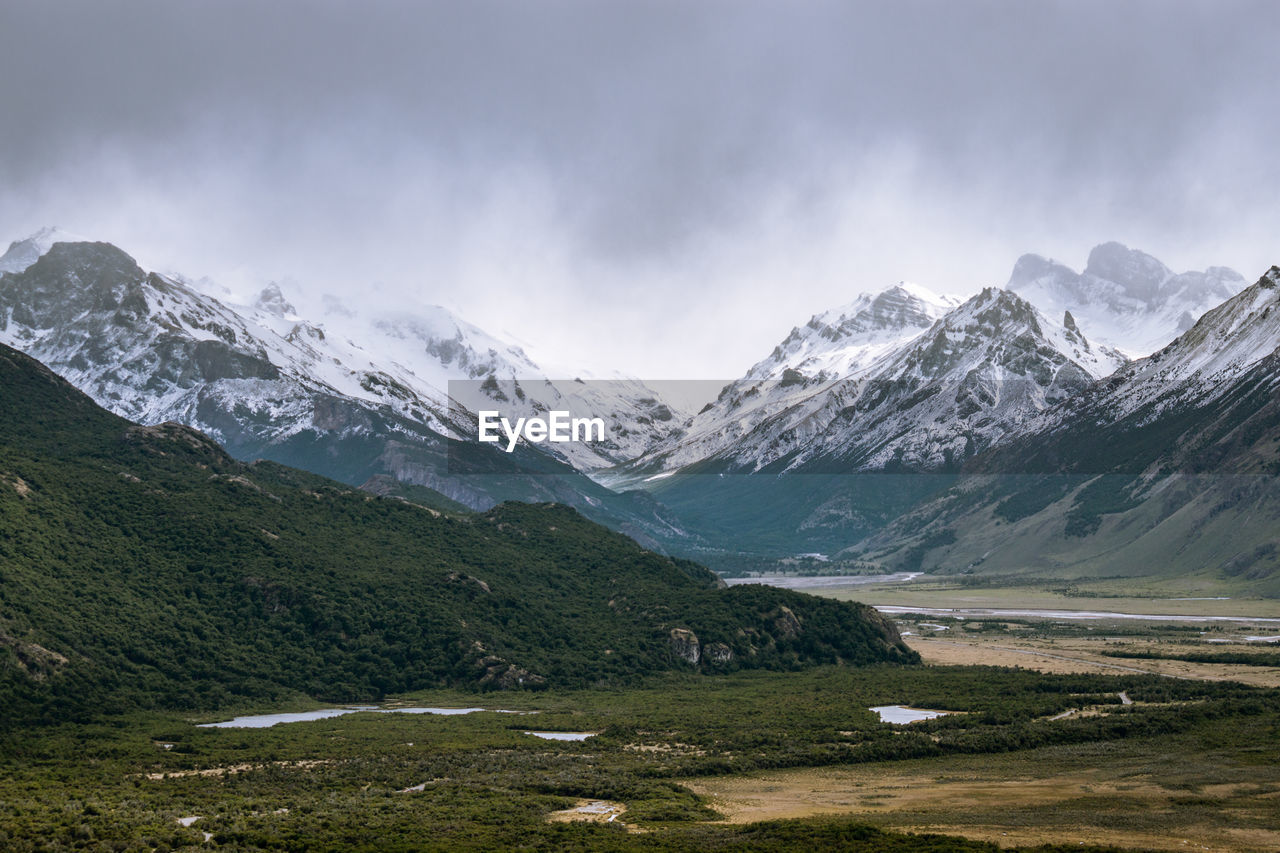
[0,345,914,726]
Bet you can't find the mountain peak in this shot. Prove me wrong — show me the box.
[0,226,91,275]
[29,240,145,281]
[1003,243,1246,357]
[0,242,151,333]
[253,282,297,317]
[1138,263,1280,382]
[892,286,1123,382]
[885,280,952,305]
[747,281,959,382]
[1006,253,1076,292]
[1083,242,1172,301]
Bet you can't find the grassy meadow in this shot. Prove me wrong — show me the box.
[3,661,1277,851]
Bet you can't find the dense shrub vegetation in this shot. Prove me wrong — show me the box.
[0,345,914,727]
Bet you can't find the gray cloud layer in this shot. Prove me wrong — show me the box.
[3,1,1278,376]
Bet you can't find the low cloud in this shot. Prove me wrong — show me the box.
[3,0,1278,376]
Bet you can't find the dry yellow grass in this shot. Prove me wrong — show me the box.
[675,621,1280,851]
[682,761,1280,851]
[905,634,1280,687]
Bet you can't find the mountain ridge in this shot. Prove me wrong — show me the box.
[0,237,705,552]
[0,340,916,726]
[849,266,1280,591]
[1006,242,1246,358]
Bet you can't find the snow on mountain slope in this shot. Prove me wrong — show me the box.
[1007,264,1280,442]
[734,287,1123,473]
[0,230,690,473]
[746,283,961,381]
[0,242,459,445]
[601,282,960,480]
[255,293,693,470]
[851,266,1280,586]
[1007,242,1246,358]
[617,283,1122,479]
[1141,266,1280,382]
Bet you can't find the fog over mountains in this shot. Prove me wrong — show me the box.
[611,242,1240,482]
[0,234,699,550]
[2,229,1276,584]
[1006,242,1248,358]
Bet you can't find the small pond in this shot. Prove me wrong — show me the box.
[869,705,951,724]
[199,706,502,728]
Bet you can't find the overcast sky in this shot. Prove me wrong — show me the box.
[3,1,1278,377]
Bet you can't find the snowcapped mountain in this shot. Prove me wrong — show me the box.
[746,282,960,381]
[0,226,89,274]
[0,231,691,473]
[852,265,1280,590]
[1006,242,1246,358]
[599,283,1129,557]
[5,227,1268,569]
[599,282,959,482]
[0,233,700,549]
[995,264,1280,462]
[792,286,1123,473]
[325,306,690,470]
[172,271,691,471]
[618,241,1241,485]
[0,241,458,441]
[619,284,1122,480]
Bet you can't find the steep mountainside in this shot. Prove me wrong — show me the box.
[607,288,1123,557]
[625,287,1121,477]
[0,232,690,472]
[0,343,914,726]
[229,282,692,471]
[746,282,960,382]
[853,267,1280,593]
[1007,242,1246,358]
[0,238,694,549]
[604,283,960,483]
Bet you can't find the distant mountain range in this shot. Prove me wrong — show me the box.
[852,266,1280,594]
[590,243,1260,563]
[2,228,1274,588]
[615,242,1240,482]
[615,285,1124,481]
[1006,242,1246,358]
[0,236,697,551]
[0,340,913,725]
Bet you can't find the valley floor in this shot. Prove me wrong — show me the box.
[905,631,1280,687]
[3,651,1279,851]
[684,721,1280,851]
[795,575,1280,619]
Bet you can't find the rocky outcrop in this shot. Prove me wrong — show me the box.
[478,661,545,689]
[771,606,802,639]
[668,627,700,664]
[703,642,733,665]
[446,571,491,593]
[0,628,69,681]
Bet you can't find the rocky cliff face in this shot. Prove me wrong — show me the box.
[669,628,701,664]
